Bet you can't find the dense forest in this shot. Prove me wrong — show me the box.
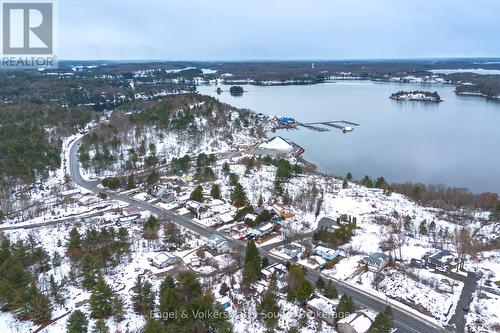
[0,105,94,183]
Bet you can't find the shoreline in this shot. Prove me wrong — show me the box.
[258,124,498,197]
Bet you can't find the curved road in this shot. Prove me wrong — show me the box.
[68,135,449,333]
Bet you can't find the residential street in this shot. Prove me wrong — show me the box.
[68,135,449,333]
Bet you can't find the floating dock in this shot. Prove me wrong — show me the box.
[270,117,359,133]
[296,122,330,132]
[296,120,359,133]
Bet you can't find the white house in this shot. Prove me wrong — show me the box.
[258,223,275,236]
[149,252,179,269]
[337,311,376,333]
[306,294,337,325]
[315,245,340,261]
[208,234,230,253]
[217,212,235,225]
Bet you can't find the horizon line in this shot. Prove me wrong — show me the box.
[57,56,500,64]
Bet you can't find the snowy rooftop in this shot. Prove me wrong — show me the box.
[153,252,177,262]
[258,136,293,152]
[338,311,375,333]
[307,294,336,317]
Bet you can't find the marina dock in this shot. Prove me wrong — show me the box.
[270,116,359,133]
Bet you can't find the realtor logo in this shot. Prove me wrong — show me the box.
[1,1,56,68]
[2,2,53,54]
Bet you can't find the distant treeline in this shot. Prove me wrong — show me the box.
[390,182,500,211]
[449,73,500,98]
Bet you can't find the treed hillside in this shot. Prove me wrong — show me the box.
[0,104,95,221]
[77,94,264,177]
[0,105,94,182]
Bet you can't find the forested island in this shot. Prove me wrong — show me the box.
[229,85,244,96]
[390,90,442,102]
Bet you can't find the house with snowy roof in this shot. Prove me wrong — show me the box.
[283,244,302,258]
[257,136,294,153]
[208,234,230,253]
[306,294,337,325]
[426,249,455,268]
[363,253,389,271]
[149,252,180,269]
[337,311,376,333]
[315,245,340,261]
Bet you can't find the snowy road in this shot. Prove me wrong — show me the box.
[68,134,450,333]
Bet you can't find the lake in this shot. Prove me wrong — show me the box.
[197,81,500,194]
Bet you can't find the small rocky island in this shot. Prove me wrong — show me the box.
[390,90,442,102]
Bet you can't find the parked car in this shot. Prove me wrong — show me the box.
[436,266,446,273]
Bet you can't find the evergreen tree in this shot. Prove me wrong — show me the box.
[190,185,204,202]
[66,310,88,333]
[219,282,230,296]
[287,265,313,304]
[369,305,394,333]
[222,162,230,173]
[67,227,82,259]
[143,318,164,333]
[316,276,325,290]
[362,175,374,188]
[143,215,160,241]
[89,278,113,319]
[227,173,239,187]
[335,294,355,322]
[375,177,387,188]
[159,275,176,295]
[131,276,156,315]
[159,280,179,323]
[30,287,53,323]
[52,251,62,267]
[262,256,270,268]
[126,174,136,190]
[210,184,221,199]
[80,253,101,290]
[245,157,255,174]
[342,179,349,189]
[242,241,261,287]
[257,193,264,207]
[419,221,428,235]
[12,283,52,323]
[91,319,110,333]
[346,172,353,181]
[112,295,125,322]
[231,183,247,207]
[257,273,280,328]
[49,274,64,305]
[275,159,293,179]
[323,281,338,299]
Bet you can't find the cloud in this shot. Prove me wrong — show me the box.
[57,0,500,60]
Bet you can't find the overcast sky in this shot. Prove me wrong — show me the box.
[58,0,500,60]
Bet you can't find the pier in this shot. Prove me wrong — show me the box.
[296,122,330,132]
[297,120,360,132]
[270,116,360,133]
